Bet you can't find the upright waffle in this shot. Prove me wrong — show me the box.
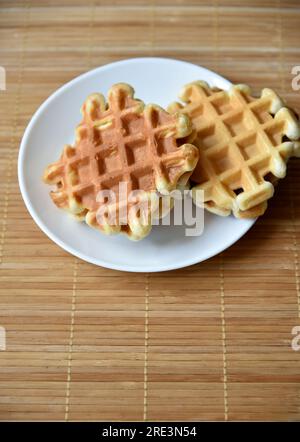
[168,81,300,218]
[43,83,198,240]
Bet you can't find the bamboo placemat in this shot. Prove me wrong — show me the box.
[0,0,300,421]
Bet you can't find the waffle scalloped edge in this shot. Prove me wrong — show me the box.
[43,83,199,240]
[168,81,300,219]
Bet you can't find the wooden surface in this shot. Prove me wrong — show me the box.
[1,0,300,422]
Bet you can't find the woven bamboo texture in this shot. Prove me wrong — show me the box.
[0,0,300,421]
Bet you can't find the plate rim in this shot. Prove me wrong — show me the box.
[18,57,256,273]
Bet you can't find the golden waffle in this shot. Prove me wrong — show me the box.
[168,81,300,218]
[43,83,198,240]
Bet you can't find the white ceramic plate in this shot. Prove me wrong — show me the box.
[18,57,255,272]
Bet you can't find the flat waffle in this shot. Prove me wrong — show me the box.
[168,81,300,218]
[43,83,198,240]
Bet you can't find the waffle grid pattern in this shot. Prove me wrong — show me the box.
[170,82,300,218]
[44,83,198,239]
